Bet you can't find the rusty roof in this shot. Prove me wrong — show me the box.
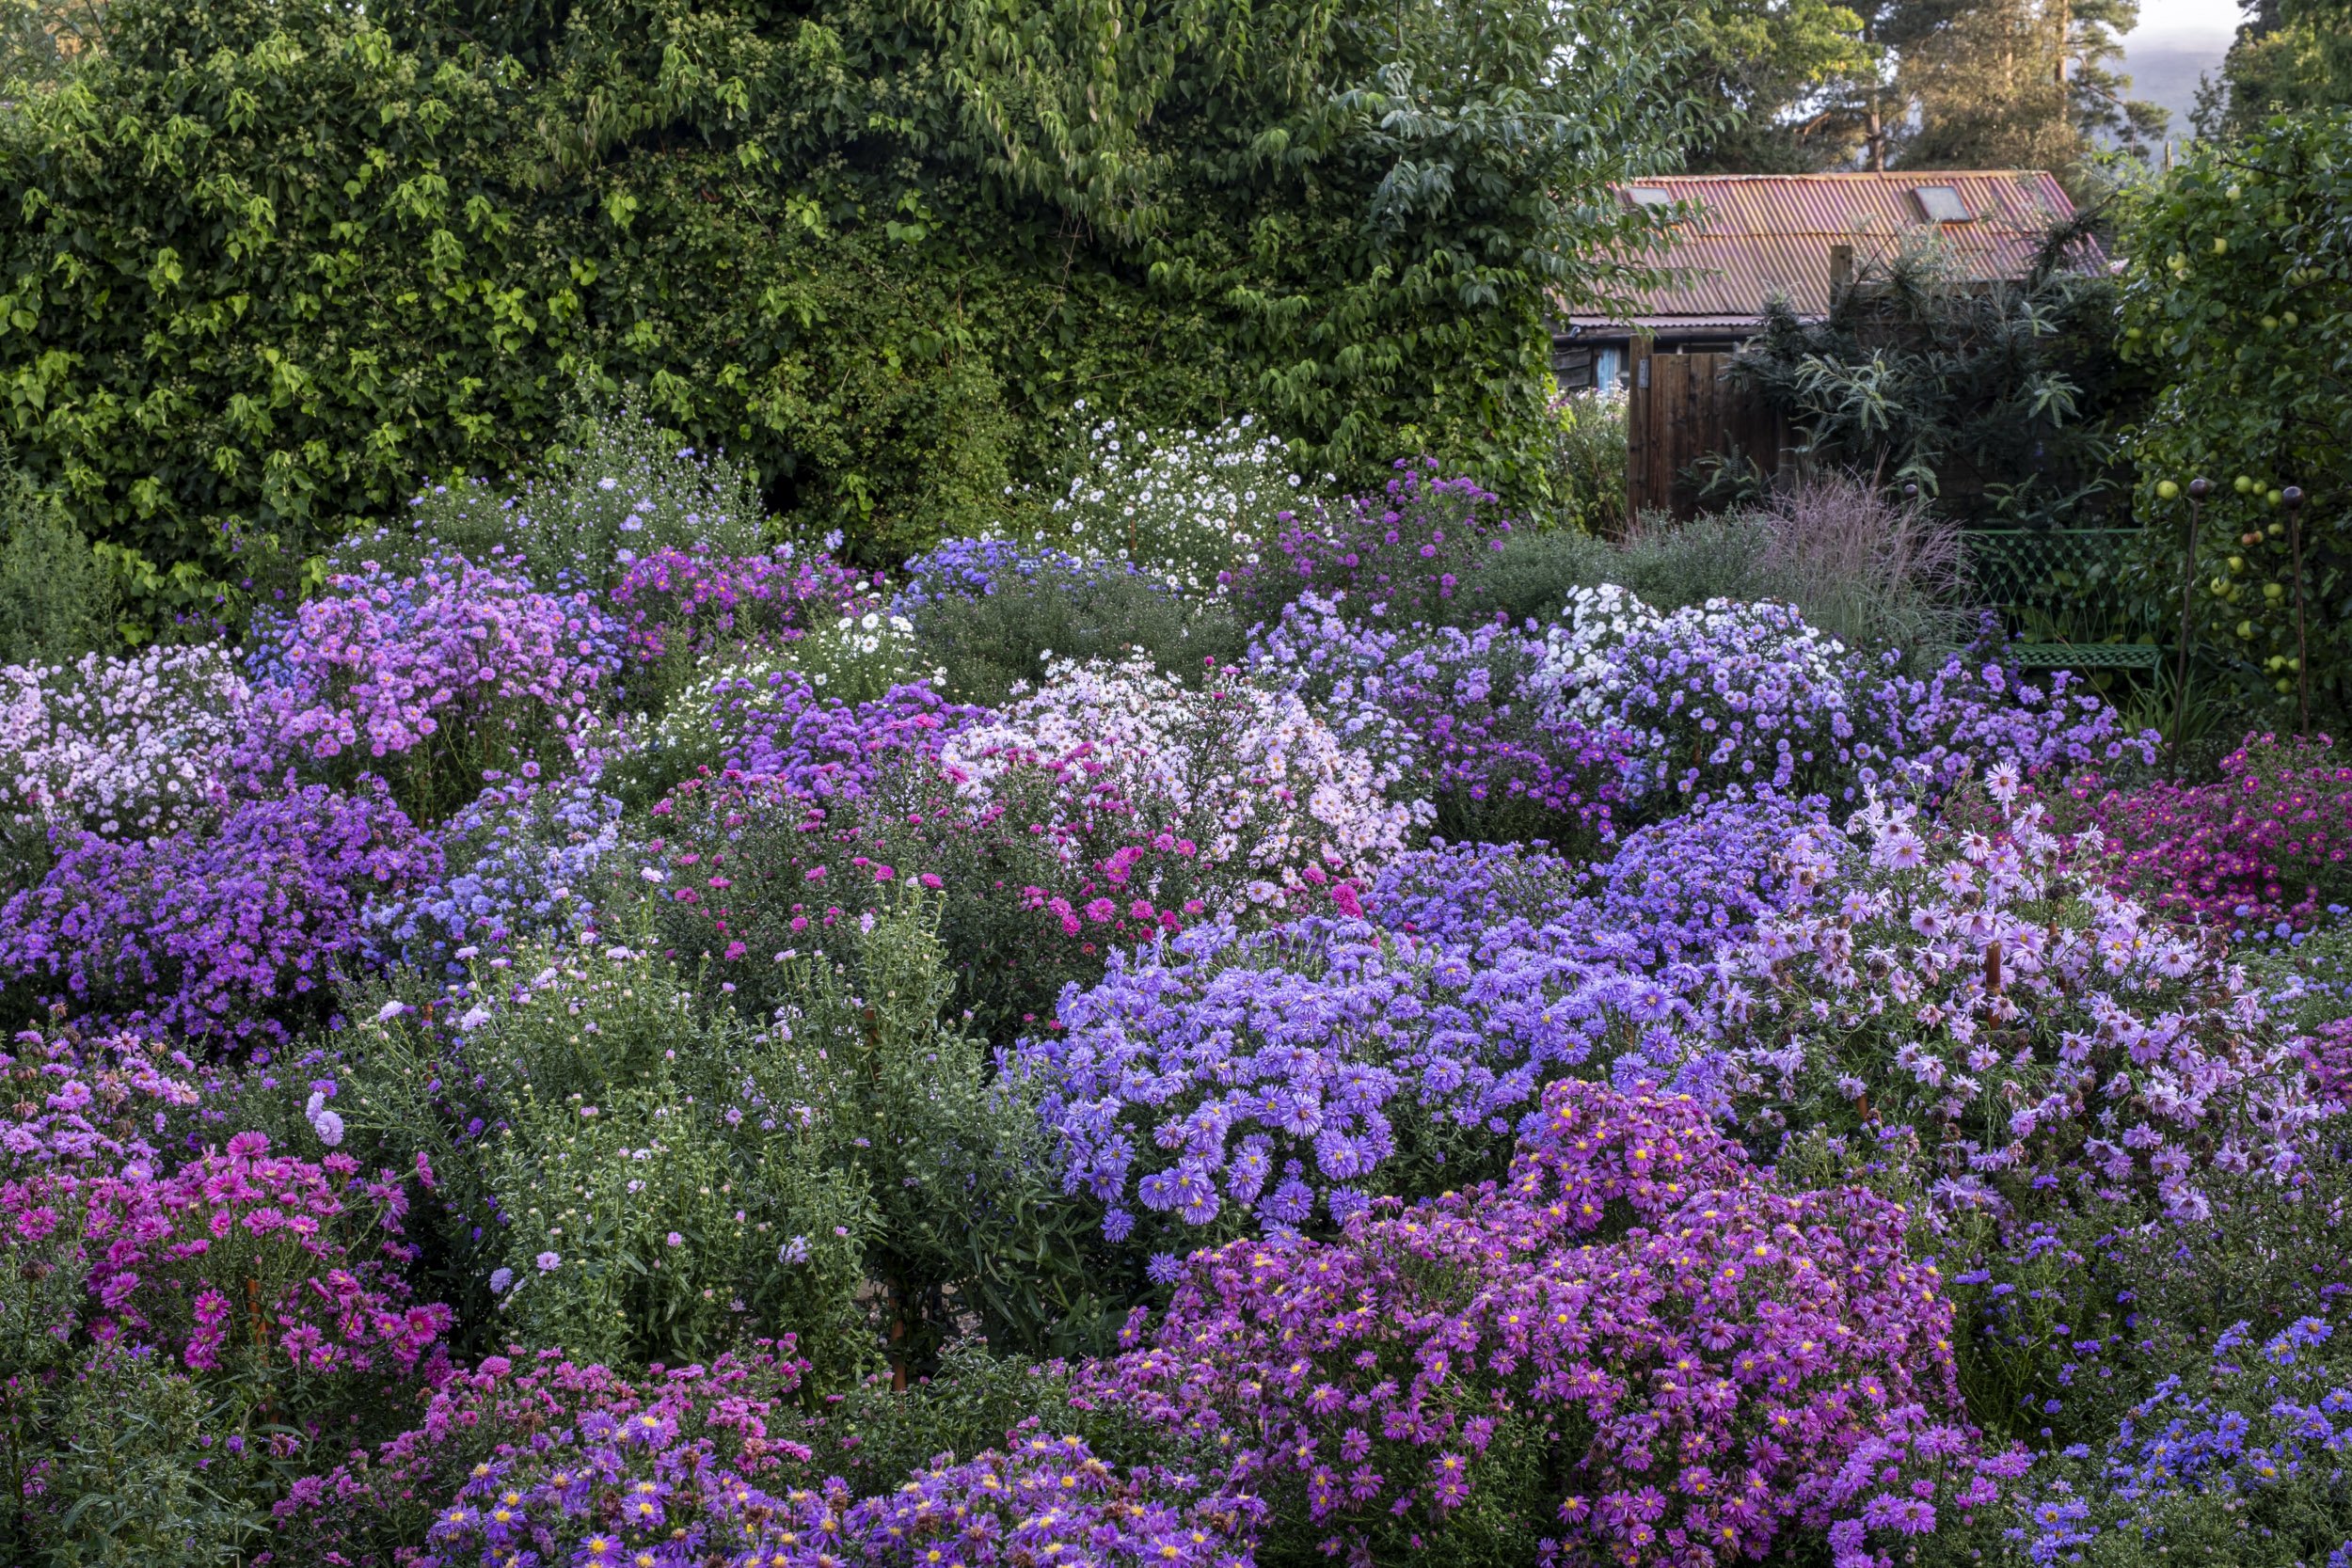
[1561,171,2084,335]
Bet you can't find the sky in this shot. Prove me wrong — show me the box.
[2118,0,2243,137]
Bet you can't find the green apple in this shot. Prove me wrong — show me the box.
[2156,479,2180,499]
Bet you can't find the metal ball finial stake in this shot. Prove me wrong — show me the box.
[2285,485,2310,736]
[2170,480,2210,779]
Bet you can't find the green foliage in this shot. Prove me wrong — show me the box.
[1732,221,2139,526]
[2198,0,2352,143]
[799,1340,1188,1491]
[342,927,874,1376]
[0,0,1701,623]
[1671,0,1879,173]
[0,461,119,662]
[1539,390,1628,536]
[0,1206,269,1564]
[2121,114,2352,725]
[770,897,1121,1363]
[338,395,773,588]
[912,567,1246,709]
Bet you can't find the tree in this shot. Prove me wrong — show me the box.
[2197,0,2352,143]
[1888,0,2165,176]
[0,0,1704,619]
[1670,0,1882,173]
[2118,112,2352,725]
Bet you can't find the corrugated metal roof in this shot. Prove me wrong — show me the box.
[1560,171,2085,334]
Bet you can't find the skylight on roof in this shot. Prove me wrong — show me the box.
[1626,187,1676,209]
[1915,185,1972,223]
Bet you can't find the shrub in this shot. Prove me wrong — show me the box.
[0,779,437,1044]
[0,1132,452,1416]
[278,1342,817,1567]
[342,930,871,1372]
[940,652,1427,894]
[1230,460,1515,627]
[246,557,621,822]
[1018,915,1655,1257]
[360,404,775,592]
[1695,788,2322,1226]
[644,757,1308,1038]
[1044,407,1307,596]
[0,464,118,666]
[362,776,627,977]
[1542,388,1627,535]
[607,542,864,709]
[612,657,985,809]
[2079,733,2352,935]
[0,644,251,884]
[0,1342,273,1564]
[1077,1078,2016,1568]
[903,551,1247,711]
[1247,594,1626,847]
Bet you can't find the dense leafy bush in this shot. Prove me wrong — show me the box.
[343,929,871,1372]
[0,466,118,666]
[901,545,1247,710]
[0,0,1697,615]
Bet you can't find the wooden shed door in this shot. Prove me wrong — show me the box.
[1624,342,1788,523]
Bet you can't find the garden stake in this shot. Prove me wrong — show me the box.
[2286,485,2310,736]
[2171,477,2209,779]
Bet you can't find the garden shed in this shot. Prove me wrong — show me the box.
[1555,170,2082,517]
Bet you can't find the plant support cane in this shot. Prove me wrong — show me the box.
[2172,478,2209,780]
[2285,486,2310,736]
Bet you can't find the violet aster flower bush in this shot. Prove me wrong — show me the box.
[1952,1314,2352,1568]
[278,1340,819,1566]
[1694,785,2321,1227]
[364,776,627,976]
[1016,914,1693,1258]
[1074,1079,2023,1568]
[246,556,623,822]
[607,543,867,706]
[1227,458,1515,627]
[1248,594,1628,848]
[0,645,252,877]
[0,778,438,1044]
[617,655,986,807]
[1531,588,2154,815]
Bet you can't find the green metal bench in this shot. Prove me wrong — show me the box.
[1963,527,2163,671]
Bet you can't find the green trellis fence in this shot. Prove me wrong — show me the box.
[1963,527,2163,670]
